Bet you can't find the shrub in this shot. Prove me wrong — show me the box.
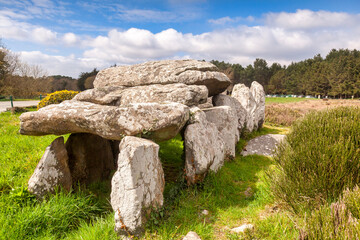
[265,105,304,126]
[268,107,360,213]
[37,90,78,109]
[299,187,360,240]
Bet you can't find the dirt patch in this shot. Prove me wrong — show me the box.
[266,99,360,126]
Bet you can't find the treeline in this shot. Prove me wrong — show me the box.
[212,49,360,98]
[0,41,98,98]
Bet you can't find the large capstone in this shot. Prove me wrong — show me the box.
[28,137,72,198]
[65,133,116,186]
[184,107,225,184]
[74,83,208,107]
[111,136,165,236]
[203,106,238,159]
[93,60,231,96]
[19,100,189,142]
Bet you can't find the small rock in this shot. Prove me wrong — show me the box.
[183,231,202,240]
[231,224,254,233]
[243,187,253,198]
[201,209,209,216]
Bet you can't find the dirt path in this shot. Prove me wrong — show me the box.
[0,101,39,113]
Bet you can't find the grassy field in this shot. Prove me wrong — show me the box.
[265,97,318,104]
[0,111,298,239]
[265,97,360,126]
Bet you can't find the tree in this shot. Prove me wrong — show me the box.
[77,68,98,91]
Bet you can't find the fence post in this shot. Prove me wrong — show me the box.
[10,96,13,108]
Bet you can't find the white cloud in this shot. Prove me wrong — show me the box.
[32,27,57,44]
[265,9,360,30]
[114,7,199,23]
[5,9,360,78]
[62,32,78,45]
[19,51,109,78]
[209,16,254,25]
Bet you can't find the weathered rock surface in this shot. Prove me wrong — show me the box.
[74,83,208,107]
[203,106,238,159]
[93,60,231,96]
[183,231,202,240]
[28,137,72,198]
[184,107,225,184]
[241,134,286,157]
[212,94,247,136]
[19,100,190,142]
[231,84,256,132]
[111,136,165,236]
[66,133,116,185]
[250,81,266,130]
[197,97,213,109]
[231,224,254,233]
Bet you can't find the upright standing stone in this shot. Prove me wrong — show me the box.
[231,84,256,133]
[111,136,165,237]
[184,107,225,184]
[212,94,247,136]
[250,81,266,130]
[203,106,238,159]
[65,133,115,185]
[28,137,72,198]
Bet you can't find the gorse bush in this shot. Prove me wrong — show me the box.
[37,90,78,109]
[268,107,360,213]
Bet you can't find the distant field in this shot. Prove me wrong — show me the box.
[265,98,360,126]
[265,97,318,104]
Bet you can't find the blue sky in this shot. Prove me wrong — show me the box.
[1,0,360,77]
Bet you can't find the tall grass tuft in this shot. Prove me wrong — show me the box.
[0,190,105,240]
[268,107,360,213]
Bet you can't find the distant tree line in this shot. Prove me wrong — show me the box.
[0,40,99,98]
[212,49,360,98]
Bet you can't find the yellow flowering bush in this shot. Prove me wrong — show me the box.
[37,90,79,110]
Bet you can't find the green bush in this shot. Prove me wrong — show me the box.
[268,107,360,213]
[37,90,78,110]
[299,187,360,240]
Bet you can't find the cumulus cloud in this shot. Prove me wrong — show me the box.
[62,32,78,45]
[209,16,255,25]
[265,9,360,30]
[19,51,109,78]
[5,9,360,78]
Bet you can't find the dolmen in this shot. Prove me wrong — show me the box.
[19,59,265,237]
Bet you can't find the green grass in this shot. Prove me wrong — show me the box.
[265,97,318,104]
[0,111,297,239]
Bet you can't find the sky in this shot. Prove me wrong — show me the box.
[1,0,360,78]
